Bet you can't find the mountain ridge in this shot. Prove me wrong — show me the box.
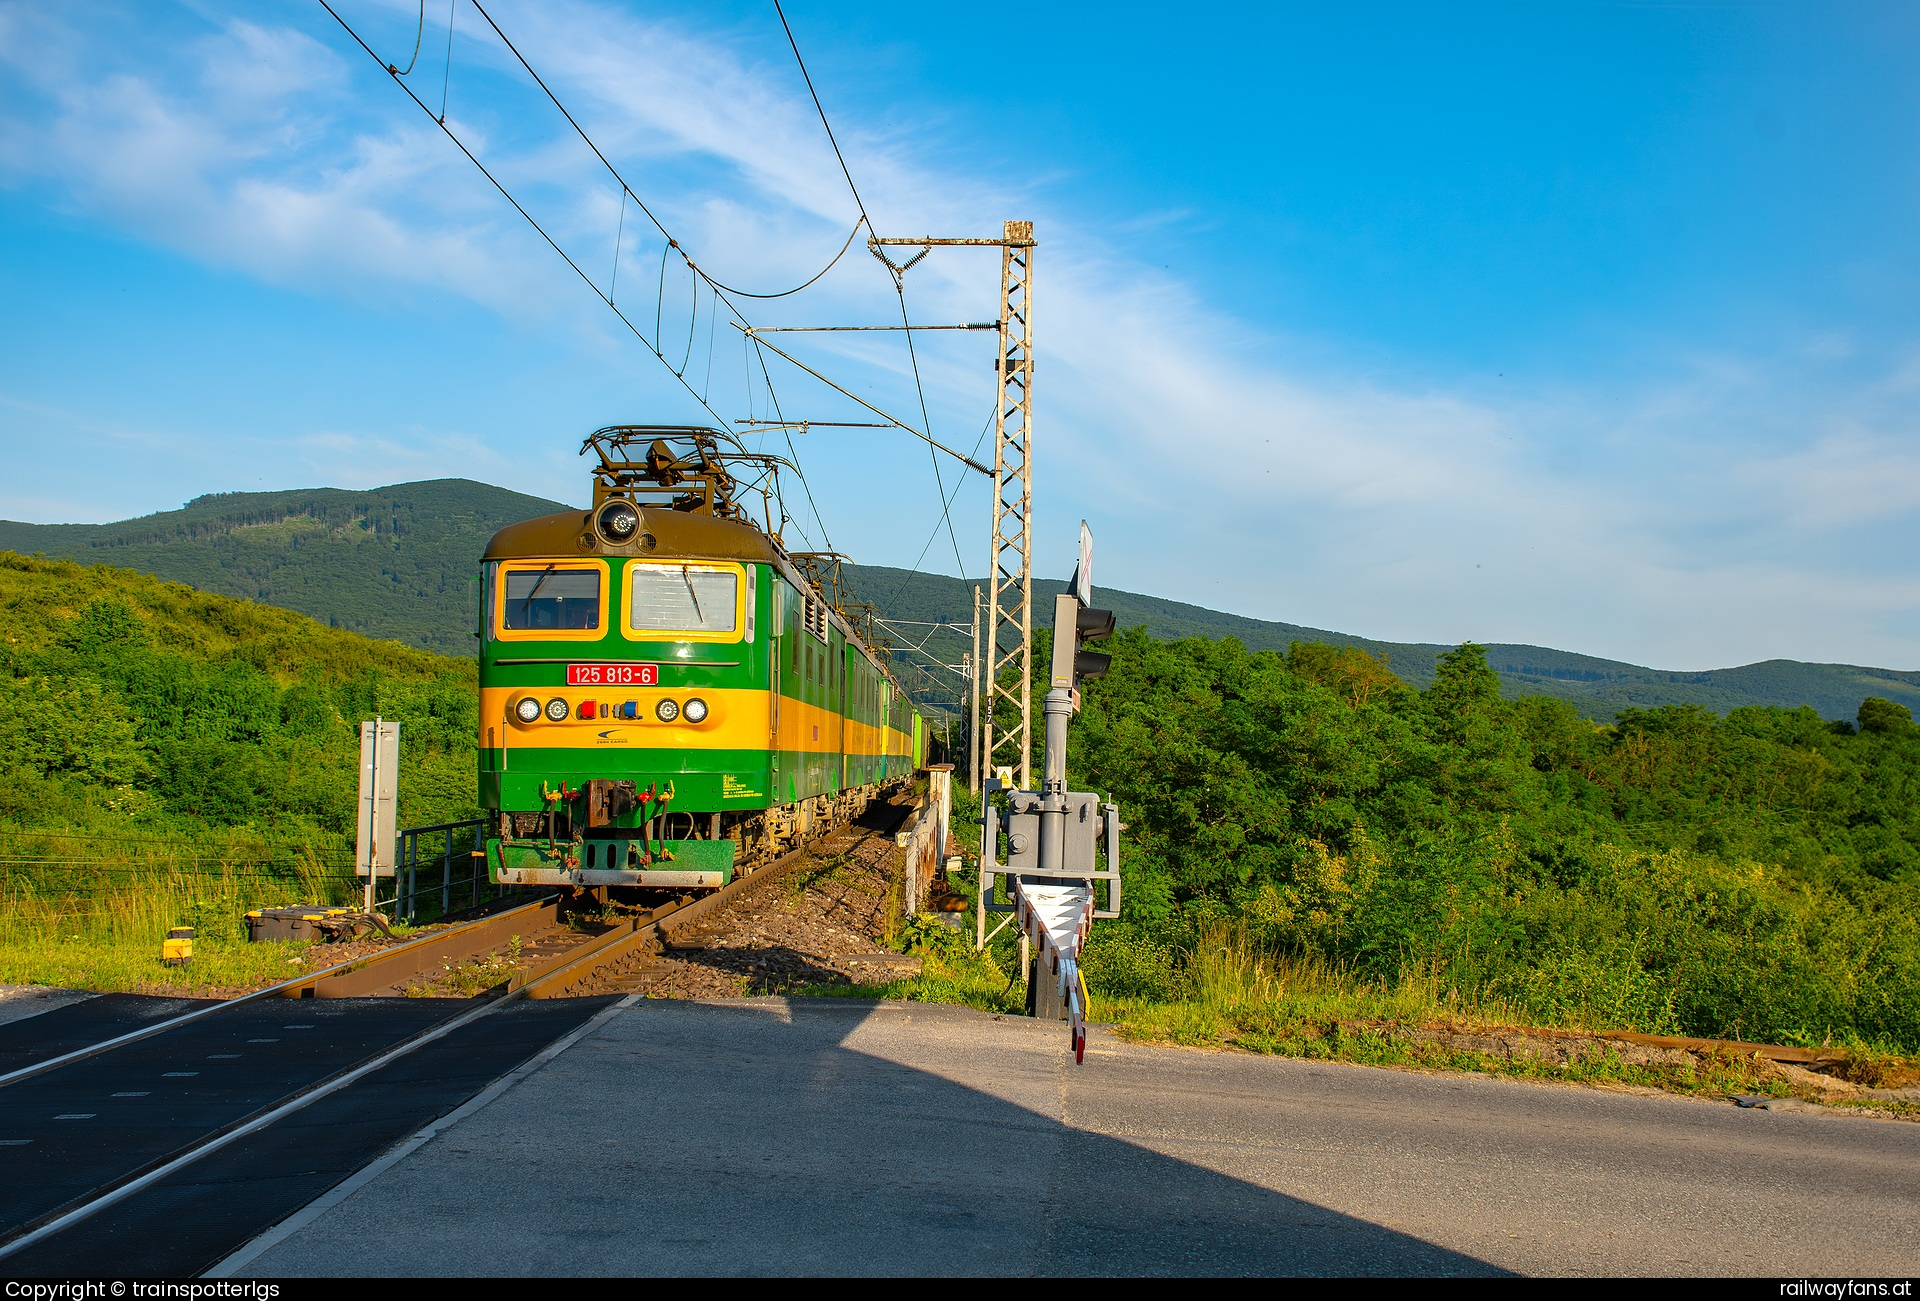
[0,480,570,657]
[6,479,1916,722]
[841,565,1920,722]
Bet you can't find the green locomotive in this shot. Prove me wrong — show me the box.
[478,427,923,894]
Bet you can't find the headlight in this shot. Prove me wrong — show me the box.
[682,697,708,723]
[545,697,569,722]
[514,697,541,724]
[655,698,680,722]
[596,499,640,544]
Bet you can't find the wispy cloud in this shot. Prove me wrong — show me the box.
[2,0,1917,670]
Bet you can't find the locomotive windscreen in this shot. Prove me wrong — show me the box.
[503,567,601,631]
[628,564,738,635]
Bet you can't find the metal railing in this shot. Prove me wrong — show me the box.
[381,819,490,924]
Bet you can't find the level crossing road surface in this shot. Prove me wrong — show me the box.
[212,997,1918,1277]
[0,993,614,1276]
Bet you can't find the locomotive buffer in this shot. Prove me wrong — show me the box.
[978,523,1121,1063]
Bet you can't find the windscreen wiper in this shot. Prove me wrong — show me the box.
[519,564,558,621]
[681,566,704,622]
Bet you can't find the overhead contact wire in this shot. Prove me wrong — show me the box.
[751,337,834,553]
[465,0,853,313]
[698,217,867,298]
[322,0,926,560]
[896,277,967,577]
[609,189,625,305]
[386,0,426,75]
[445,0,852,534]
[775,0,973,570]
[773,0,871,228]
[892,400,994,609]
[315,1,738,436]
[437,0,455,121]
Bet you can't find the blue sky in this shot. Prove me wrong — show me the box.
[4,0,1920,670]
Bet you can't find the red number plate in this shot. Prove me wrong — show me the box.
[567,663,658,687]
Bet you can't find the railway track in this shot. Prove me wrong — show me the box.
[0,788,912,1275]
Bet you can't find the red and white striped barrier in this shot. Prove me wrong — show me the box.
[1013,878,1096,1063]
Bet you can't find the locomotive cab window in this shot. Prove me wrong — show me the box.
[496,563,607,640]
[624,562,744,643]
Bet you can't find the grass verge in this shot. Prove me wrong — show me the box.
[0,835,449,995]
[809,904,1919,1118]
[0,935,328,996]
[794,912,1022,1014]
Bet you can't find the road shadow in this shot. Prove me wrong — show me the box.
[239,994,1514,1277]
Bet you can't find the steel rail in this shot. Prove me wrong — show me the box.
[0,795,915,1257]
[0,880,734,1256]
[281,898,563,999]
[203,994,640,1279]
[0,896,555,1091]
[516,840,826,1000]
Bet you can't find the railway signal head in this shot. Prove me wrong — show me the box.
[1050,521,1113,703]
[1050,593,1115,696]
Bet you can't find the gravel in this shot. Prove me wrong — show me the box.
[570,797,916,999]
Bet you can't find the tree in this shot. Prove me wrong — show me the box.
[1857,696,1914,735]
[1285,641,1407,709]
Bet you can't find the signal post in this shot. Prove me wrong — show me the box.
[976,523,1121,1061]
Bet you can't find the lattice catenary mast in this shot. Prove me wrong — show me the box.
[987,220,1036,789]
[869,220,1036,788]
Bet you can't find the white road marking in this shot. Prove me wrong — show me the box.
[0,902,549,1092]
[0,988,531,1265]
[206,994,639,1279]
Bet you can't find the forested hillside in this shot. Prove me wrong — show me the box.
[7,481,1919,720]
[0,552,478,840]
[1062,630,1920,1052]
[0,480,568,656]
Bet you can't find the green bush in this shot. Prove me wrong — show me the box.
[0,559,480,839]
[1050,629,1920,1052]
[1081,924,1189,1001]
[0,555,483,967]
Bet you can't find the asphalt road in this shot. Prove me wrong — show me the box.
[0,992,615,1276]
[221,997,1920,1277]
